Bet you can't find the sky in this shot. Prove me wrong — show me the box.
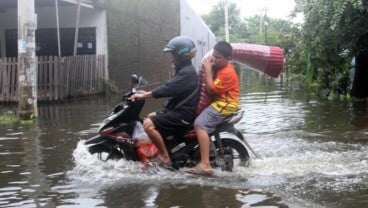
[185,0,296,20]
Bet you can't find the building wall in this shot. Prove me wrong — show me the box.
[180,0,216,71]
[0,4,107,57]
[99,0,181,90]
[101,0,216,90]
[37,5,107,56]
[0,0,215,91]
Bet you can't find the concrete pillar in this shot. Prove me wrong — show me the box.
[17,0,38,119]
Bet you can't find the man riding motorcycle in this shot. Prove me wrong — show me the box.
[129,36,199,168]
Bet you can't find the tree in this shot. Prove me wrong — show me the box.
[294,0,368,98]
[202,2,297,49]
[202,2,243,42]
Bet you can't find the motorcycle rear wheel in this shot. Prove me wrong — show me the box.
[219,138,250,168]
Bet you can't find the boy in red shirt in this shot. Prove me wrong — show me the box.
[187,41,239,176]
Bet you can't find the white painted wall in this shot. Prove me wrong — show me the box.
[180,0,216,71]
[0,4,107,57]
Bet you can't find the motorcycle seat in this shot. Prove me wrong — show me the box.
[180,110,244,139]
[223,110,244,124]
[183,129,197,139]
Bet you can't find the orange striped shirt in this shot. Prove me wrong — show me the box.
[210,63,239,115]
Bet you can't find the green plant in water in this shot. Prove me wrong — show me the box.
[0,111,18,125]
[20,114,36,125]
[0,111,36,125]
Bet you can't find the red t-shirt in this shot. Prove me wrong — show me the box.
[210,63,239,115]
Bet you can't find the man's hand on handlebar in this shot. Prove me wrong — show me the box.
[129,90,152,101]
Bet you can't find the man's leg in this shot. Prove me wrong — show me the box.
[143,117,171,164]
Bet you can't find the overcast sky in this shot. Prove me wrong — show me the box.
[185,0,297,20]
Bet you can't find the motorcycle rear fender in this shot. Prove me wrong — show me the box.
[85,135,111,145]
[227,127,245,141]
[212,125,245,142]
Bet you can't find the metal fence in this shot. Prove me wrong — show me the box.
[0,55,106,103]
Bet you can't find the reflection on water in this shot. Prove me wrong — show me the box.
[98,184,287,208]
[0,72,368,207]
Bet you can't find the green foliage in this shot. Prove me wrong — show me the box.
[202,2,296,48]
[289,0,368,98]
[0,111,18,125]
[20,115,36,125]
[202,2,243,41]
[0,111,36,125]
[201,0,368,99]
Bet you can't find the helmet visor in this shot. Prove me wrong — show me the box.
[163,45,175,52]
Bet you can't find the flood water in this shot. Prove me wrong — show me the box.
[1,72,368,208]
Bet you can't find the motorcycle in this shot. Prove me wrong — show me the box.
[85,74,253,171]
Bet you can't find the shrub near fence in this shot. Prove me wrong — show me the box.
[0,55,105,103]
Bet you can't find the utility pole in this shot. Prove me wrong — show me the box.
[223,0,230,42]
[55,0,61,57]
[73,0,81,56]
[264,5,268,45]
[17,0,38,119]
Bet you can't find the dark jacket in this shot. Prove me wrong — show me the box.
[151,63,199,122]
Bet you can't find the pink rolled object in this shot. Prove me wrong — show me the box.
[231,43,284,78]
[196,50,213,115]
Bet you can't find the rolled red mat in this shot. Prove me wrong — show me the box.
[231,43,284,78]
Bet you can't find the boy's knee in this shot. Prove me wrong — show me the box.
[143,118,154,132]
[194,123,201,130]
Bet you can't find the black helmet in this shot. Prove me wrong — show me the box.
[163,36,197,62]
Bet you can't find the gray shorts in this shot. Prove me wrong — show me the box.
[194,105,229,134]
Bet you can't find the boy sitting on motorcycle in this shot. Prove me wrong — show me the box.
[187,41,239,176]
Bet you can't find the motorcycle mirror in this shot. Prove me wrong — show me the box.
[131,74,148,88]
[138,76,148,86]
[131,74,139,85]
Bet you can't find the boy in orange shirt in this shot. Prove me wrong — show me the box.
[187,41,239,176]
